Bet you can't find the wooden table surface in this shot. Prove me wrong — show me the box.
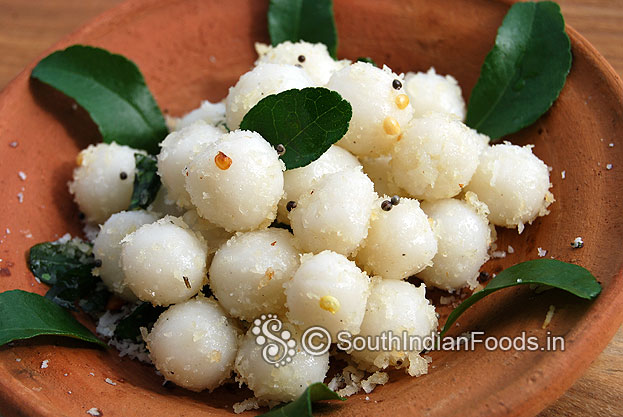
[0,0,621,416]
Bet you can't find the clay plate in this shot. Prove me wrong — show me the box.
[0,0,622,416]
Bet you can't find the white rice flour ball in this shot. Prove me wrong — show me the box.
[285,251,371,338]
[185,130,285,232]
[390,112,488,200]
[69,142,142,224]
[157,122,224,207]
[121,216,207,306]
[360,155,404,197]
[148,187,185,218]
[145,297,240,392]
[404,67,466,120]
[356,197,437,280]
[93,210,158,301]
[255,41,348,85]
[350,279,437,377]
[289,167,376,256]
[172,100,226,131]
[235,322,329,402]
[209,229,300,321]
[419,193,492,291]
[182,210,233,265]
[327,62,414,157]
[464,142,554,232]
[277,145,361,223]
[225,63,314,129]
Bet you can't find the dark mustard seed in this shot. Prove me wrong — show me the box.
[276,144,286,156]
[478,271,490,283]
[119,171,128,180]
[94,259,102,268]
[286,201,297,212]
[298,55,306,63]
[391,195,400,206]
[392,79,402,90]
[381,200,393,211]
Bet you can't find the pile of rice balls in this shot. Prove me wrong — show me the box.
[69,41,554,406]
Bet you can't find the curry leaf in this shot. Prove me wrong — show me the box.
[29,237,94,286]
[114,302,165,342]
[0,290,105,347]
[28,237,109,314]
[440,259,601,337]
[28,238,110,313]
[31,45,167,154]
[239,87,352,169]
[129,154,161,210]
[268,0,338,58]
[356,57,377,67]
[465,1,571,140]
[258,383,345,417]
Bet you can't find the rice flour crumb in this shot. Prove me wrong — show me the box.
[439,295,455,305]
[606,163,613,170]
[9,141,18,148]
[537,247,547,257]
[17,192,23,203]
[507,245,515,254]
[571,237,584,249]
[105,378,117,386]
[41,360,49,369]
[561,170,565,179]
[18,171,27,181]
[233,397,260,414]
[491,250,506,259]
[361,371,389,394]
[86,408,101,416]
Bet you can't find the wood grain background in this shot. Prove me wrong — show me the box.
[0,0,621,416]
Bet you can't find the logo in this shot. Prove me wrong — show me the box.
[251,314,297,367]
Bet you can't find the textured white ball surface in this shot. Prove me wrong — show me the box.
[173,100,226,131]
[185,130,285,232]
[285,251,370,338]
[390,112,488,200]
[404,67,466,120]
[419,194,492,291]
[277,145,361,223]
[356,197,437,280]
[235,323,329,402]
[289,167,376,256]
[145,297,240,392]
[120,216,207,306]
[69,142,141,224]
[350,279,437,376]
[464,143,554,232]
[225,63,314,130]
[148,187,185,218]
[255,41,349,85]
[93,210,158,301]
[326,62,414,157]
[182,210,233,265]
[359,155,404,197]
[157,122,224,207]
[209,229,300,321]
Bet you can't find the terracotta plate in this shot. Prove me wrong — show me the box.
[0,0,622,416]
